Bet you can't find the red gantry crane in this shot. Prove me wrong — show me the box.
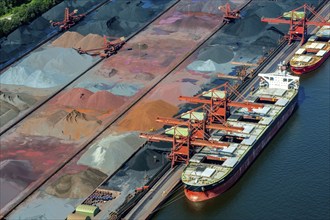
[75,36,126,58]
[50,8,85,31]
[261,4,330,44]
[140,82,264,167]
[179,82,264,122]
[218,3,240,23]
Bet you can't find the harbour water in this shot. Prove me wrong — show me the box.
[154,61,330,220]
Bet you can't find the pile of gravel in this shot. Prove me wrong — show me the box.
[77,132,146,174]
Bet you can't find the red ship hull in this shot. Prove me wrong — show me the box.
[184,98,297,202]
[291,51,330,74]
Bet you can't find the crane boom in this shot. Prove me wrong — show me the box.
[261,18,330,26]
[261,3,330,44]
[156,117,244,132]
[178,96,264,110]
[139,134,229,148]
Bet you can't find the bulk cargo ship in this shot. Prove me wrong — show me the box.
[140,64,299,202]
[290,22,330,74]
[181,64,299,201]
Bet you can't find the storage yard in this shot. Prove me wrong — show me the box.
[0,0,329,219]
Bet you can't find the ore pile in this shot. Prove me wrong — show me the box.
[45,168,107,198]
[117,100,179,131]
[0,48,93,88]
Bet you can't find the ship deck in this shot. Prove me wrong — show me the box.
[182,86,297,187]
[290,23,330,68]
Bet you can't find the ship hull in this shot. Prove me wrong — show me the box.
[184,95,298,202]
[290,50,330,74]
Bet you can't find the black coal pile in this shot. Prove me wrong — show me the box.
[127,148,164,171]
[197,44,234,64]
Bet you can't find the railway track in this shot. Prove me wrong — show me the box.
[1,1,253,218]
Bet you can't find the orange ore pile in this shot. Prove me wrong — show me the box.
[52,32,104,50]
[117,100,178,132]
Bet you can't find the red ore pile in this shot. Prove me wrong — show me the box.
[54,88,125,112]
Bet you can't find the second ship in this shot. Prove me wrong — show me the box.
[290,21,330,74]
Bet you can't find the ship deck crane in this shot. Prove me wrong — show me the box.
[75,36,126,58]
[50,8,85,31]
[261,3,330,44]
[218,3,240,23]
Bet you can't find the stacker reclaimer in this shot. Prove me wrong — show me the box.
[50,7,85,31]
[74,36,126,58]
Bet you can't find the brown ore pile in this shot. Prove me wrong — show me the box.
[52,31,84,48]
[45,168,107,199]
[17,110,102,140]
[117,100,178,132]
[52,32,104,50]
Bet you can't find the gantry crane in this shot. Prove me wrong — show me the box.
[140,124,229,167]
[140,82,264,167]
[179,82,264,122]
[155,103,244,141]
[50,8,85,31]
[75,36,126,58]
[218,3,240,23]
[261,4,330,44]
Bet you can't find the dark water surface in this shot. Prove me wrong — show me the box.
[154,60,330,220]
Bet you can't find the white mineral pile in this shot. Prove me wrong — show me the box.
[77,132,146,174]
[0,47,93,88]
[187,59,222,72]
